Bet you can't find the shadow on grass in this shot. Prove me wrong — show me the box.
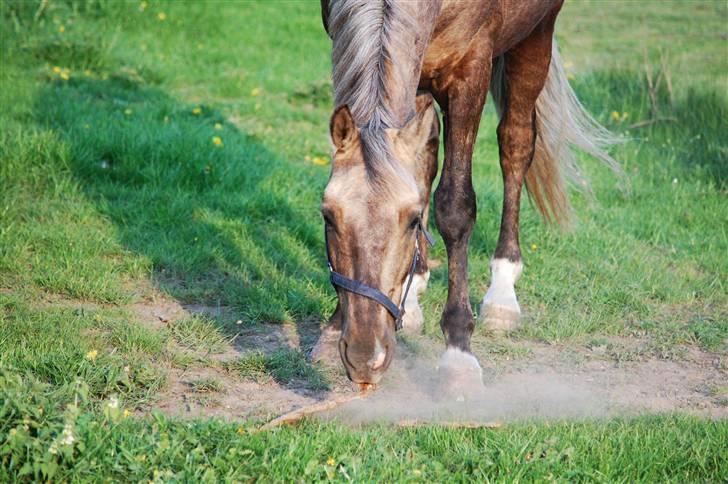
[32,74,332,394]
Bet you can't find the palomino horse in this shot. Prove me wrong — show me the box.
[317,0,618,386]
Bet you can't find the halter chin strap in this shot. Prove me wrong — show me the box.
[325,218,435,331]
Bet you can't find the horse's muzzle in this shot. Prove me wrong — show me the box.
[338,337,393,384]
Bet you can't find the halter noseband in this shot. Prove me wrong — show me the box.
[325,217,435,331]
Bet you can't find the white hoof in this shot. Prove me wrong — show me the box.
[400,272,428,333]
[436,347,483,400]
[480,258,522,333]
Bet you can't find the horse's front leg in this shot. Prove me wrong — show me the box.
[433,53,492,381]
[310,302,342,364]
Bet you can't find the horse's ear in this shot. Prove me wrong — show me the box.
[330,105,356,149]
[398,93,439,145]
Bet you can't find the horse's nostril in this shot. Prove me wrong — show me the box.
[340,339,354,369]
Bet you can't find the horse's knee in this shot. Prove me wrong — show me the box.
[434,180,476,245]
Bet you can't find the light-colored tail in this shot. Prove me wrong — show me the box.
[490,40,623,226]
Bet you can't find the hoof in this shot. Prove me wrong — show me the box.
[309,325,341,365]
[436,348,483,402]
[481,304,520,334]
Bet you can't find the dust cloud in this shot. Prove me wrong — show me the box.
[321,353,618,425]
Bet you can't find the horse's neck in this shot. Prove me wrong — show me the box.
[330,1,439,130]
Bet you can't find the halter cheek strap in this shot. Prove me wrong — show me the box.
[325,219,435,331]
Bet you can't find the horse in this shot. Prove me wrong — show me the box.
[315,0,619,386]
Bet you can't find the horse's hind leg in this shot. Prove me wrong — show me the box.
[481,13,558,332]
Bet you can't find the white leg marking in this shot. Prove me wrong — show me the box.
[399,272,429,332]
[480,258,523,331]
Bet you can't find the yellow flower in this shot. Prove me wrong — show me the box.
[312,156,328,166]
[192,107,202,115]
[158,12,167,21]
[123,409,131,418]
[52,66,61,74]
[566,72,575,81]
[250,87,262,97]
[139,1,148,11]
[85,350,98,361]
[611,111,620,122]
[621,112,629,121]
[124,108,133,115]
[236,427,245,435]
[531,243,538,251]
[326,457,335,466]
[212,136,223,147]
[214,122,223,130]
[59,25,65,33]
[59,68,71,81]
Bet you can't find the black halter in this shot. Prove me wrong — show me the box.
[325,218,435,331]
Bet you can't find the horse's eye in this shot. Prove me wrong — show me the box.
[322,213,335,229]
[409,216,420,230]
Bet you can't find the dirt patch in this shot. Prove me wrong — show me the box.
[126,294,726,423]
[128,295,346,419]
[331,337,728,424]
[150,366,320,421]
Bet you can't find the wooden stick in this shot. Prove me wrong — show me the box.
[396,419,503,429]
[256,393,503,432]
[256,392,369,431]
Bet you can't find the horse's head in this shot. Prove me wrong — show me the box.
[322,94,439,385]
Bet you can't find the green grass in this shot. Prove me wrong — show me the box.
[169,315,229,354]
[2,366,726,482]
[187,377,224,394]
[1,0,726,480]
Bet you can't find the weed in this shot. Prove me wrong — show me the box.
[169,315,228,354]
[188,377,225,394]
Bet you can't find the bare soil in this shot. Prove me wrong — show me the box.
[130,293,727,423]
